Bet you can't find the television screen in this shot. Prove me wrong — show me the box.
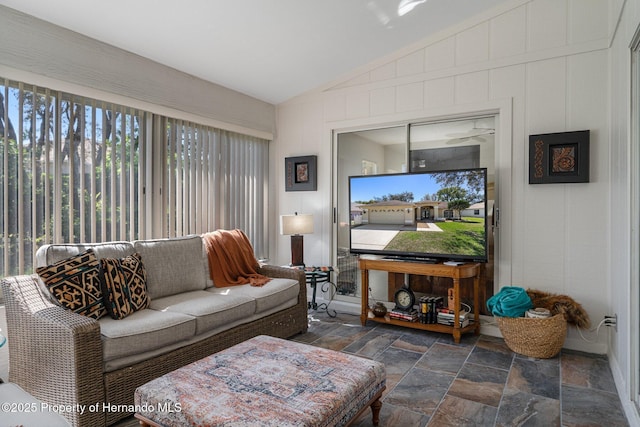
[348,168,488,263]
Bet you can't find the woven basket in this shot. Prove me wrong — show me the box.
[497,313,567,358]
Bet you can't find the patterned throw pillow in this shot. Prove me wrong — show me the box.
[100,253,150,320]
[36,249,107,320]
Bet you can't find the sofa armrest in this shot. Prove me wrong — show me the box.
[258,265,307,306]
[1,275,105,427]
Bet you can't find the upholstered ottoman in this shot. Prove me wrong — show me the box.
[134,335,386,426]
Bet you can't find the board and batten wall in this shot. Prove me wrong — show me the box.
[275,0,611,349]
[0,4,275,139]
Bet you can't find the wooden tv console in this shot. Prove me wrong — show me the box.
[359,257,480,343]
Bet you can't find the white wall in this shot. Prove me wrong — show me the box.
[275,0,613,351]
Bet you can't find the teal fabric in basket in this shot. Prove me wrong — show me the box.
[486,286,533,318]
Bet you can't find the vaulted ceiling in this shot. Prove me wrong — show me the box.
[0,0,512,104]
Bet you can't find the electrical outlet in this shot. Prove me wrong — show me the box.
[604,314,617,332]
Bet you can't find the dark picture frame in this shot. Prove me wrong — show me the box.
[529,130,590,184]
[285,155,317,191]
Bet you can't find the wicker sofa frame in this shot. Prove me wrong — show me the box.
[1,264,307,427]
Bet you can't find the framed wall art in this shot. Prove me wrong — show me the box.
[285,155,317,191]
[529,130,590,184]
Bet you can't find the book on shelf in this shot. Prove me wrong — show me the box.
[436,310,469,320]
[437,317,471,327]
[436,310,471,327]
[389,309,418,322]
[418,295,444,324]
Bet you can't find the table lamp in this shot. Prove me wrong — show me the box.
[280,212,314,267]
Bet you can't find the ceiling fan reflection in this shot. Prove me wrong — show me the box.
[445,119,495,140]
[445,135,488,145]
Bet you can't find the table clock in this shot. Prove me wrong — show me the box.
[393,284,415,312]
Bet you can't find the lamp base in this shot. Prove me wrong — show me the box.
[290,234,305,267]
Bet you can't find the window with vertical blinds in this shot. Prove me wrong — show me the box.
[0,78,269,278]
[162,118,269,258]
[0,79,145,277]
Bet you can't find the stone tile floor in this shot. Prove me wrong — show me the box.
[292,311,629,427]
[54,309,631,427]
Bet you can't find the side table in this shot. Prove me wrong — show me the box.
[301,266,337,317]
[0,329,5,384]
[359,258,480,343]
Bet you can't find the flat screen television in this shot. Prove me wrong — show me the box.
[348,168,488,263]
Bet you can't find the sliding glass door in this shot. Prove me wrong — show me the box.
[333,116,497,310]
[335,125,407,301]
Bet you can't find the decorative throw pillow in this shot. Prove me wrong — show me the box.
[100,253,150,320]
[36,249,107,320]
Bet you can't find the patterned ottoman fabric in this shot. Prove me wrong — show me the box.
[135,335,386,427]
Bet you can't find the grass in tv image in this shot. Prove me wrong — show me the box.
[383,218,485,256]
[349,170,487,259]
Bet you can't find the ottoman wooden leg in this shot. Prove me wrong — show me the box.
[134,413,161,427]
[371,397,382,426]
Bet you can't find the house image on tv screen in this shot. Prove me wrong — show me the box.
[352,200,484,225]
[348,169,488,261]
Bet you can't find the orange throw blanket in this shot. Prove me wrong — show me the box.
[202,229,271,287]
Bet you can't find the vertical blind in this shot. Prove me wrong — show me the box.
[0,78,269,277]
[163,118,269,258]
[0,79,145,276]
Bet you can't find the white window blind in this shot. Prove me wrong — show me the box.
[0,79,145,276]
[0,77,270,278]
[162,118,269,258]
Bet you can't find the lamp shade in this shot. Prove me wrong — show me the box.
[280,213,314,235]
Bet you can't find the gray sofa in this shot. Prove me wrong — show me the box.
[1,235,308,427]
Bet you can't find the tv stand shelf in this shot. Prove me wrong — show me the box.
[359,258,480,343]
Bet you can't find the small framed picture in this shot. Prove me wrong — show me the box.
[529,130,589,184]
[285,155,317,191]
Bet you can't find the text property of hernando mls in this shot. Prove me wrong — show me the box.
[1,401,182,415]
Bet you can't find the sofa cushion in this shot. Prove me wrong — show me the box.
[99,309,196,362]
[35,241,135,267]
[207,278,300,314]
[101,253,150,319]
[36,249,108,319]
[134,235,208,299]
[150,290,256,335]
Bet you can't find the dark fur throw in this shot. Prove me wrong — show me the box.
[526,289,590,328]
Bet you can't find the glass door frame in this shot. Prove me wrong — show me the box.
[330,102,513,311]
[630,31,640,413]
